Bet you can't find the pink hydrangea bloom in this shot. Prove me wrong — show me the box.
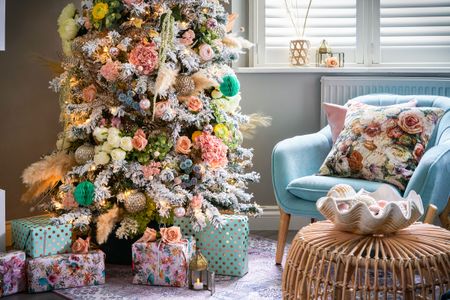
[129,42,159,75]
[100,60,121,82]
[142,162,161,178]
[194,132,228,168]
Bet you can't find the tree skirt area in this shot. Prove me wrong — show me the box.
[54,235,286,300]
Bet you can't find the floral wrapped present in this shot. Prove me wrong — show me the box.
[132,235,195,287]
[27,250,105,293]
[0,251,26,297]
[11,216,72,258]
[174,215,249,277]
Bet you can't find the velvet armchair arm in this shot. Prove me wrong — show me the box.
[271,127,332,216]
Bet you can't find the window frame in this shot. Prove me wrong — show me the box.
[249,0,450,68]
[0,0,5,51]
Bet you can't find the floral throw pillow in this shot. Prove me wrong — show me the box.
[318,106,445,191]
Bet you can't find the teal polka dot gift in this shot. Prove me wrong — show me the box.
[11,216,72,258]
[174,215,249,277]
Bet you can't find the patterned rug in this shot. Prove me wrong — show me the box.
[54,235,286,300]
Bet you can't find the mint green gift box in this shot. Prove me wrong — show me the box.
[174,215,249,277]
[11,216,72,258]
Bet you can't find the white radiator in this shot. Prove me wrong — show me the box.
[320,76,450,127]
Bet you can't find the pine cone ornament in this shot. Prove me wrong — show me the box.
[75,144,95,164]
[174,75,196,96]
[124,191,147,213]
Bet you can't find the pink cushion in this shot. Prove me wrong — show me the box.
[323,99,417,142]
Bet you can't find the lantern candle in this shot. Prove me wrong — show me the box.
[193,278,203,290]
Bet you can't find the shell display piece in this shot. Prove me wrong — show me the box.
[74,144,95,164]
[174,75,195,96]
[326,184,356,198]
[317,185,424,235]
[124,191,147,213]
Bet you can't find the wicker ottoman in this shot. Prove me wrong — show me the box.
[282,221,450,300]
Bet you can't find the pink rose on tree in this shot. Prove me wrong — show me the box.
[132,129,148,151]
[129,42,159,75]
[198,43,214,61]
[413,143,425,161]
[190,194,203,209]
[82,84,97,102]
[154,101,171,119]
[100,61,121,82]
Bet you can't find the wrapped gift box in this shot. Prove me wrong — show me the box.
[11,216,72,258]
[0,251,26,297]
[27,250,105,293]
[174,215,249,277]
[132,238,195,287]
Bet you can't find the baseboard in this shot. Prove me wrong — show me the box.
[249,205,310,231]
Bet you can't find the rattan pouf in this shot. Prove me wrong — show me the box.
[282,221,450,300]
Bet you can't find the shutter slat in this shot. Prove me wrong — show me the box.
[264,0,357,50]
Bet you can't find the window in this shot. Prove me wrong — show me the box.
[250,0,450,67]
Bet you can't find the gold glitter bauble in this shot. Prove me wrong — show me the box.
[174,75,195,96]
[74,144,95,164]
[124,191,146,213]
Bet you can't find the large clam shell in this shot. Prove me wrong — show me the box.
[326,184,356,198]
[317,185,424,235]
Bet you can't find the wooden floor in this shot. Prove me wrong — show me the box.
[5,230,295,299]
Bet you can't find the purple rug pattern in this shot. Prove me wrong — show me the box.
[54,235,286,300]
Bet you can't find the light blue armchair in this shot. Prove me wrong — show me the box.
[272,94,450,264]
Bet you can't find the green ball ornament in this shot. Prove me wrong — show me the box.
[73,181,95,206]
[220,75,240,97]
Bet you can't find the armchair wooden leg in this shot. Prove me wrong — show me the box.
[423,204,437,224]
[276,209,291,265]
[439,198,450,229]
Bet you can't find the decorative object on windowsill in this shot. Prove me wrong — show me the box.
[316,184,424,235]
[284,0,313,66]
[315,39,332,67]
[188,249,215,295]
[326,52,344,68]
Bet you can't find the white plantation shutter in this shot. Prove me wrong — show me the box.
[379,0,450,63]
[263,0,357,65]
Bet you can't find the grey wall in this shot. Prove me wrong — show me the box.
[0,0,71,220]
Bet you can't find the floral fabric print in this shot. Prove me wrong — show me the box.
[132,238,195,287]
[0,251,26,296]
[319,107,445,191]
[27,250,105,293]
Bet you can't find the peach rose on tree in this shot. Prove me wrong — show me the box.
[398,110,423,134]
[175,136,192,154]
[132,129,148,151]
[82,84,97,102]
[413,143,425,161]
[160,226,182,244]
[187,96,203,112]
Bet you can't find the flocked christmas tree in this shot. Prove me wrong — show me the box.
[22,0,269,244]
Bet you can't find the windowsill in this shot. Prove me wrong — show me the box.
[235,66,450,75]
